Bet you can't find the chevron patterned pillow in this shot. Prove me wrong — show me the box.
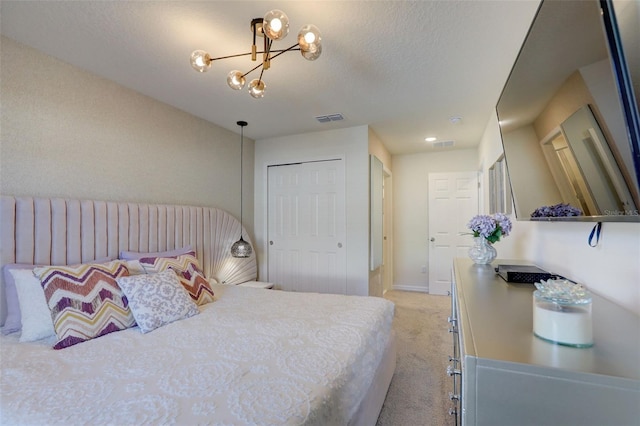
[139,252,214,305]
[34,260,134,349]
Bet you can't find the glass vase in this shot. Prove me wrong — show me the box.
[468,237,497,265]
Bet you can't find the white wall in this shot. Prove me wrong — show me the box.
[392,149,478,292]
[1,37,254,237]
[502,125,561,217]
[479,113,640,315]
[254,126,370,296]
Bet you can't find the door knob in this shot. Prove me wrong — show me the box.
[430,237,435,242]
[337,242,343,248]
[446,365,461,376]
[269,241,274,245]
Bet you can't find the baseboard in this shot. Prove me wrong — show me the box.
[392,285,429,293]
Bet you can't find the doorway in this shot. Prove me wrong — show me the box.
[427,171,479,295]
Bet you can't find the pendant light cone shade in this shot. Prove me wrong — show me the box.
[231,237,252,258]
[231,121,252,258]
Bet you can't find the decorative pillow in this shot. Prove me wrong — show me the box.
[1,257,113,335]
[116,269,199,334]
[33,260,134,350]
[140,252,214,305]
[9,269,55,342]
[122,259,146,275]
[1,264,39,334]
[119,245,192,261]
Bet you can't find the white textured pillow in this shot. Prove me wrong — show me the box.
[116,269,199,334]
[123,259,145,275]
[10,269,55,342]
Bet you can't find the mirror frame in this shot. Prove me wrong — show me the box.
[497,0,640,222]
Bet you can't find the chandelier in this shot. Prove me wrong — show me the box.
[190,9,322,99]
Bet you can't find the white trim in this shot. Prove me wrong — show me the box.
[392,285,429,293]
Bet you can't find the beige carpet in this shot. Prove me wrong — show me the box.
[376,290,455,426]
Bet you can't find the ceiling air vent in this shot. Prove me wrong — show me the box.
[433,140,455,148]
[315,113,344,123]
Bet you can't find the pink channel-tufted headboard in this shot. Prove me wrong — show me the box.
[0,196,257,325]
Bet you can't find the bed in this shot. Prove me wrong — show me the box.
[0,196,396,425]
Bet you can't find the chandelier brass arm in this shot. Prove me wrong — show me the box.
[237,42,301,79]
[206,46,301,63]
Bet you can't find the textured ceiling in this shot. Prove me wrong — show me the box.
[0,1,540,154]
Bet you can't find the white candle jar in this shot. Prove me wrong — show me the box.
[533,282,593,348]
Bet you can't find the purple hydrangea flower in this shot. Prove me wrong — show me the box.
[467,213,512,243]
[531,203,582,218]
[493,213,512,236]
[467,215,497,238]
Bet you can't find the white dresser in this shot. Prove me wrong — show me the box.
[447,258,640,426]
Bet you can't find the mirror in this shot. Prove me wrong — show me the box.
[370,155,383,271]
[497,0,640,222]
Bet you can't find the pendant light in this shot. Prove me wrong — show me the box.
[231,121,253,258]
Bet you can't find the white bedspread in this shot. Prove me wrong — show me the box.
[0,285,395,425]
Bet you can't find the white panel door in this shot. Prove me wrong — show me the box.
[428,172,479,295]
[267,160,346,294]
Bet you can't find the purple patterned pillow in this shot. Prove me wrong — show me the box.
[139,252,214,306]
[33,260,134,349]
[2,257,113,335]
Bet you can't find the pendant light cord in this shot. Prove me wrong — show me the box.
[240,124,244,237]
[230,120,251,258]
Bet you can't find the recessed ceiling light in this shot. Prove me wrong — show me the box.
[425,137,437,142]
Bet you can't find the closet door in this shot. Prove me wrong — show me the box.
[267,159,346,294]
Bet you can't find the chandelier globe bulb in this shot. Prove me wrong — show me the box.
[227,70,246,90]
[190,50,212,72]
[263,10,289,40]
[248,79,266,98]
[298,25,322,61]
[300,44,322,61]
